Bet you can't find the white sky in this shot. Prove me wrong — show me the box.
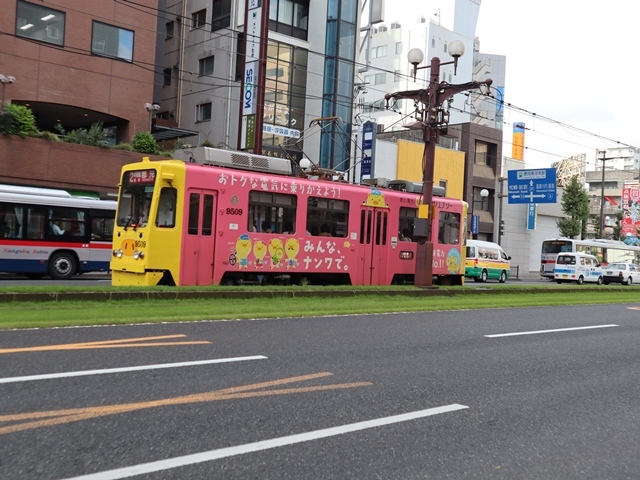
[391,0,639,170]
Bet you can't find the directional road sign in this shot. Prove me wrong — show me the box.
[507,168,557,204]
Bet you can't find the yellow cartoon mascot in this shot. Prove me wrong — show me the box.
[253,240,267,269]
[236,234,252,269]
[268,238,284,269]
[284,238,300,269]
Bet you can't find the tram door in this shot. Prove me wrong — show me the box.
[358,207,389,285]
[182,190,217,285]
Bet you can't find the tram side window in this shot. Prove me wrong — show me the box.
[155,187,177,228]
[306,197,349,237]
[437,211,460,245]
[398,207,416,241]
[188,193,200,235]
[248,191,297,234]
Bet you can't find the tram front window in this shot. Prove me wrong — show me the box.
[117,169,156,229]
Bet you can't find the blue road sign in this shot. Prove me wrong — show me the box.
[471,214,479,234]
[527,203,536,230]
[507,168,557,204]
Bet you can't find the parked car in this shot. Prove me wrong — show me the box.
[602,263,640,285]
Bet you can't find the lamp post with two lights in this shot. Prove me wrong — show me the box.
[385,41,492,286]
[144,103,160,131]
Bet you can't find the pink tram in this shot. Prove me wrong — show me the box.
[110,148,468,286]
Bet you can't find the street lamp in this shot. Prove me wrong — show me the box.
[385,43,492,287]
[470,188,489,239]
[0,74,16,112]
[144,102,160,131]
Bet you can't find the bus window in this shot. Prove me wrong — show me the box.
[27,207,46,239]
[307,197,349,237]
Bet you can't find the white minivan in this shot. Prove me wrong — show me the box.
[554,252,603,285]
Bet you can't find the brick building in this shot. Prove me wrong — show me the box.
[0,0,163,194]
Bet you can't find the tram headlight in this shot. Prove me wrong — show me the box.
[133,250,144,260]
[113,249,123,258]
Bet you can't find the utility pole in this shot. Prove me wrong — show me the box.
[385,52,492,286]
[597,150,612,238]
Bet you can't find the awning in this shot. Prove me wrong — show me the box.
[152,125,200,142]
[604,196,617,206]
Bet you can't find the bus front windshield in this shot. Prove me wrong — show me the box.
[117,169,156,229]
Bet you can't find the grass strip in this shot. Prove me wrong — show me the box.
[1,289,637,329]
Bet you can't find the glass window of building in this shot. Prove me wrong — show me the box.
[198,56,214,76]
[196,103,212,122]
[91,22,134,62]
[16,0,65,46]
[165,21,174,39]
[474,141,489,166]
[262,40,308,149]
[212,0,231,31]
[269,0,309,40]
[192,9,206,29]
[163,68,171,86]
[395,42,402,54]
[320,0,357,169]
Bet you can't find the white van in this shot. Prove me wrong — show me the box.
[554,252,603,285]
[465,240,511,283]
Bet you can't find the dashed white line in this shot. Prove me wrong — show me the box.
[61,404,469,480]
[485,324,619,338]
[0,356,267,384]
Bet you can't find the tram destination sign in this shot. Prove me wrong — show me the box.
[507,168,557,204]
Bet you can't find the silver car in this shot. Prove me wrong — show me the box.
[602,263,640,285]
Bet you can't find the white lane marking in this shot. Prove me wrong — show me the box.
[0,356,267,384]
[61,404,468,480]
[485,324,619,338]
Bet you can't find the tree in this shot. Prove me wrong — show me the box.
[556,176,590,239]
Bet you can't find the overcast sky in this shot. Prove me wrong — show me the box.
[392,0,638,171]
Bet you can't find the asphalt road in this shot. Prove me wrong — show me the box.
[2,304,640,479]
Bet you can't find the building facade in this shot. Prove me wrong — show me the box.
[1,0,160,144]
[158,0,359,169]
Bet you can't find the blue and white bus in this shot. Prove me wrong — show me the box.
[540,237,640,279]
[0,184,116,279]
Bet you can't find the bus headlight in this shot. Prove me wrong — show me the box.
[113,249,123,258]
[133,250,144,260]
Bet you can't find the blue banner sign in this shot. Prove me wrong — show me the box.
[471,214,479,234]
[507,168,557,204]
